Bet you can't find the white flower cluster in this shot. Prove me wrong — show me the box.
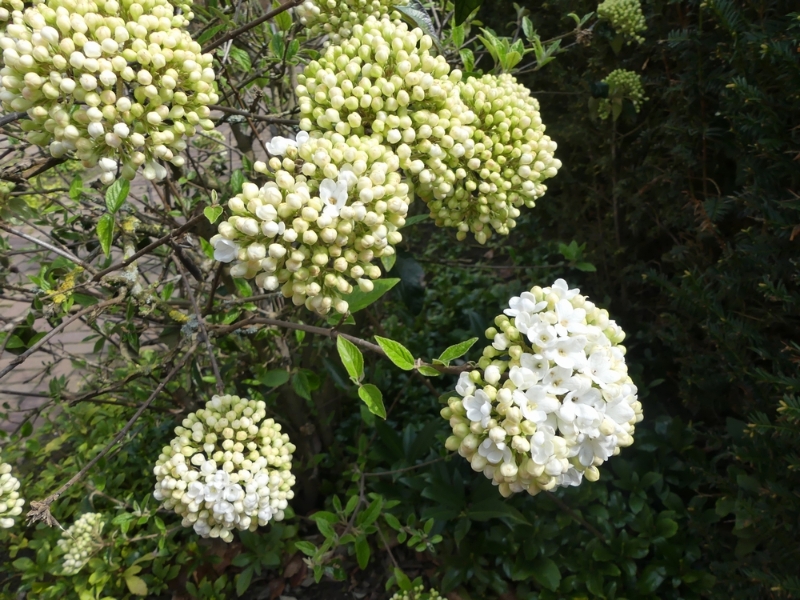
[153,394,296,543]
[212,133,410,315]
[0,462,24,528]
[295,17,560,244]
[441,279,643,497]
[598,69,647,120]
[597,0,646,44]
[0,0,216,183]
[390,587,442,600]
[295,0,407,45]
[56,512,105,575]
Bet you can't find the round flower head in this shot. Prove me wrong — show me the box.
[56,512,105,575]
[441,279,643,497]
[0,462,24,528]
[390,586,442,600]
[597,0,646,44]
[211,133,410,316]
[153,394,296,543]
[0,0,217,182]
[295,0,407,45]
[597,69,647,120]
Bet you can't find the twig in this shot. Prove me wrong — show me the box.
[209,104,299,125]
[0,223,96,274]
[26,343,199,524]
[173,254,224,394]
[202,0,304,52]
[363,456,446,477]
[0,292,126,381]
[544,490,607,544]
[0,111,26,127]
[89,212,205,282]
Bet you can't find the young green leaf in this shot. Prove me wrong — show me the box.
[354,535,370,569]
[438,337,478,365]
[340,278,399,313]
[417,365,442,377]
[204,205,223,224]
[69,175,83,200]
[105,177,130,214]
[96,213,115,257]
[125,574,148,596]
[336,335,364,382]
[454,0,484,25]
[272,0,292,31]
[358,384,386,418]
[375,336,415,371]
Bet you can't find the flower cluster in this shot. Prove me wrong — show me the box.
[56,512,105,575]
[441,279,643,497]
[294,17,560,243]
[597,69,647,120]
[212,133,410,315]
[390,587,442,600]
[597,0,646,44]
[0,462,24,528]
[295,0,407,45]
[0,0,216,183]
[153,394,296,543]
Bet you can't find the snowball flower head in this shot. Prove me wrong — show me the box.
[56,512,105,575]
[295,0,409,45]
[441,279,643,497]
[153,394,296,543]
[0,462,24,528]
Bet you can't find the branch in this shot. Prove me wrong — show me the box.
[363,456,446,477]
[89,212,206,282]
[0,111,26,127]
[0,223,97,274]
[0,291,126,382]
[209,104,299,125]
[26,343,199,525]
[202,0,304,52]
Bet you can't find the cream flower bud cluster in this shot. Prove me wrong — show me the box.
[295,0,406,45]
[430,73,561,243]
[211,134,410,315]
[597,69,647,120]
[0,0,216,183]
[56,512,105,575]
[441,279,643,497]
[295,17,560,244]
[153,394,296,543]
[0,462,24,528]
[390,587,442,600]
[597,0,646,44]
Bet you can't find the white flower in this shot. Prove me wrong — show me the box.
[570,433,617,467]
[463,390,492,427]
[504,291,547,317]
[492,333,509,351]
[583,349,623,388]
[551,278,579,300]
[553,299,587,337]
[478,438,510,464]
[509,365,539,390]
[528,321,558,349]
[543,336,588,370]
[319,178,348,217]
[519,352,549,380]
[213,238,239,263]
[266,131,308,156]
[515,386,560,423]
[455,372,475,397]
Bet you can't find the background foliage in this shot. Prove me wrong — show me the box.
[1,0,799,598]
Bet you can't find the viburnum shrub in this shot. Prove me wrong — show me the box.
[0,0,658,597]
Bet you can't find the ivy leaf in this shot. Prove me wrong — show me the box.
[125,575,148,596]
[105,177,129,213]
[438,337,478,365]
[204,206,223,224]
[454,0,483,25]
[336,336,364,382]
[358,384,386,418]
[375,336,415,371]
[97,213,115,257]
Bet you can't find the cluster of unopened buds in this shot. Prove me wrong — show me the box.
[56,512,105,575]
[294,16,560,243]
[390,587,442,600]
[598,69,647,120]
[0,0,216,183]
[441,279,643,497]
[153,394,296,543]
[0,462,24,528]
[211,132,409,315]
[597,0,647,44]
[295,0,407,45]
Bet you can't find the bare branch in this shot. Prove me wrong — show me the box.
[0,223,97,274]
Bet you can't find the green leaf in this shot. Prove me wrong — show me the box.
[230,169,245,195]
[438,337,478,365]
[467,498,528,524]
[451,22,465,47]
[235,565,254,596]
[381,252,396,272]
[374,336,415,371]
[417,365,442,377]
[69,175,83,200]
[340,278,399,313]
[637,565,666,594]
[272,0,292,31]
[96,213,115,257]
[358,384,386,419]
[522,16,535,39]
[357,497,384,528]
[531,557,561,592]
[459,48,475,72]
[400,214,430,228]
[656,517,679,539]
[105,177,129,213]
[454,0,483,25]
[293,371,313,400]
[204,205,223,224]
[336,336,364,382]
[355,535,370,569]
[270,31,285,57]
[575,261,597,272]
[260,369,289,387]
[125,575,148,596]
[295,541,317,556]
[12,557,34,570]
[229,47,251,71]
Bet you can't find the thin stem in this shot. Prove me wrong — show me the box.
[202,0,304,52]
[209,104,299,125]
[363,456,446,477]
[544,490,607,544]
[0,223,97,274]
[0,111,26,127]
